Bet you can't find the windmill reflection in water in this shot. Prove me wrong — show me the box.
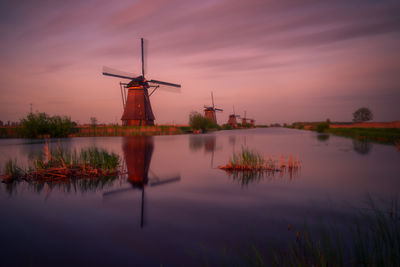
[103,136,180,228]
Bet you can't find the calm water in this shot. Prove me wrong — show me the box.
[0,128,399,266]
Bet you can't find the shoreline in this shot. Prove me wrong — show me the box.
[288,121,400,146]
[0,125,256,139]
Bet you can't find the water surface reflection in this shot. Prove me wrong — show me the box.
[0,129,399,266]
[104,136,180,228]
[353,139,372,155]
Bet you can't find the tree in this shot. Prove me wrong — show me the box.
[353,107,373,122]
[316,122,330,133]
[189,112,213,133]
[19,112,75,138]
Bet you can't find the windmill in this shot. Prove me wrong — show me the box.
[241,110,248,125]
[102,38,181,126]
[204,92,223,124]
[103,136,180,228]
[227,105,240,128]
[241,110,255,127]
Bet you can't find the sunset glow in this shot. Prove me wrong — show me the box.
[1,0,399,124]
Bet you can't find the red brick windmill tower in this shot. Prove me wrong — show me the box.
[241,110,255,127]
[103,38,181,126]
[204,92,223,124]
[227,105,240,128]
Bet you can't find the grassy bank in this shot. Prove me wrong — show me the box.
[70,125,189,137]
[288,122,400,145]
[0,125,192,138]
[325,127,400,145]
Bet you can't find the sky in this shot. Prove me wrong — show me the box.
[0,0,399,125]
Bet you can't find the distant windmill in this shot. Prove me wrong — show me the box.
[227,105,240,128]
[241,110,248,125]
[241,110,255,127]
[102,38,181,126]
[204,92,223,124]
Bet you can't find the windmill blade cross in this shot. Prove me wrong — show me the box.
[103,186,134,197]
[149,176,181,187]
[155,85,181,94]
[141,38,145,78]
[149,79,181,88]
[102,66,136,80]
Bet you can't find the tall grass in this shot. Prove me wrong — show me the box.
[222,148,301,184]
[32,145,119,171]
[215,196,400,266]
[2,159,24,182]
[71,125,185,137]
[4,159,24,178]
[1,144,120,186]
[223,147,301,172]
[229,147,265,169]
[80,148,119,170]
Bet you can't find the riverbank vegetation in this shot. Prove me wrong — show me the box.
[189,112,219,133]
[201,196,399,266]
[71,125,188,137]
[325,127,400,144]
[288,121,400,145]
[1,111,261,139]
[19,112,77,138]
[0,112,195,138]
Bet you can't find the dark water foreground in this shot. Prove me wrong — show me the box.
[0,128,399,266]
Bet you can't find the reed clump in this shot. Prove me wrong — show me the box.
[270,196,400,266]
[1,143,120,184]
[218,147,301,172]
[2,159,24,183]
[203,196,399,266]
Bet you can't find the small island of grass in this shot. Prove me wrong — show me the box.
[1,144,121,185]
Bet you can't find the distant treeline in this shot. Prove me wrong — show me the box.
[287,121,400,145]
[20,112,77,138]
[0,112,77,138]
